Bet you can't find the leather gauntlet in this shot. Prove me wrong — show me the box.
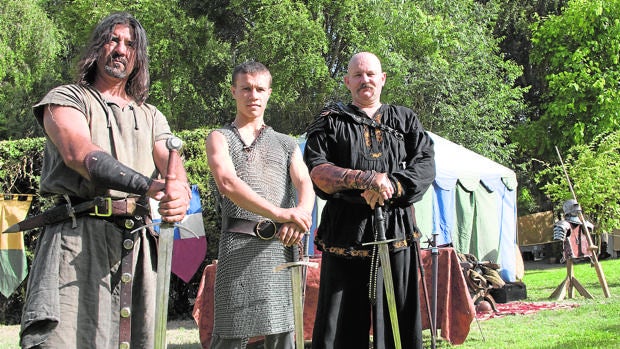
[310,163,379,194]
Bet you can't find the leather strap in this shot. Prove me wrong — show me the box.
[118,219,143,349]
[66,196,149,217]
[221,216,281,240]
[335,102,405,141]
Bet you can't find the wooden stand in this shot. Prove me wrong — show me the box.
[549,258,593,300]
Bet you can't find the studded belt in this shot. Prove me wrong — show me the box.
[116,217,146,349]
[315,238,410,258]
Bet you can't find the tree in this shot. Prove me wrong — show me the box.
[0,0,64,139]
[519,0,620,158]
[536,130,620,233]
[386,0,526,164]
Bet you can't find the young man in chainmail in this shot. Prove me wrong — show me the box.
[205,61,315,349]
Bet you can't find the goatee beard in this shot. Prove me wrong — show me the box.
[104,54,129,79]
[104,64,128,79]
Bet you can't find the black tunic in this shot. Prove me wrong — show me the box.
[303,102,435,349]
[304,102,436,254]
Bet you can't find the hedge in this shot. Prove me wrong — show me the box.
[0,127,221,324]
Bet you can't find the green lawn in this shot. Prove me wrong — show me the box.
[449,258,620,349]
[1,258,618,349]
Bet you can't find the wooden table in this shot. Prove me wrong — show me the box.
[192,247,475,347]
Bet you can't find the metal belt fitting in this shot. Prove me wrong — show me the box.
[222,216,281,240]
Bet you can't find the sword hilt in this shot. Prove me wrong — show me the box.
[302,231,311,258]
[165,136,183,192]
[374,206,387,241]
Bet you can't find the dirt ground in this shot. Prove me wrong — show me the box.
[0,320,203,349]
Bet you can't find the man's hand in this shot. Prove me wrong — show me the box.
[272,206,313,233]
[277,222,306,247]
[360,172,394,209]
[149,179,191,223]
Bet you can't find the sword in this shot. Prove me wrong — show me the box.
[363,206,402,349]
[430,232,439,349]
[154,136,183,349]
[275,233,318,349]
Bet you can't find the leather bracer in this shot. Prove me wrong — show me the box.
[310,163,378,194]
[84,150,153,195]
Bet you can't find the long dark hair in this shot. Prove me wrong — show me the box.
[76,12,150,105]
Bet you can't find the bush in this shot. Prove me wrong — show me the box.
[0,128,219,324]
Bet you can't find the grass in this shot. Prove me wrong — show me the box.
[1,258,618,349]
[447,258,620,349]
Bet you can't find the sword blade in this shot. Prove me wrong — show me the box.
[377,244,402,349]
[154,223,174,349]
[275,260,319,349]
[154,136,184,348]
[291,266,305,349]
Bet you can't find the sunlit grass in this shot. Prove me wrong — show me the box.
[1,259,618,349]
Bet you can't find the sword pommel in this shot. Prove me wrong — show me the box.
[166,136,183,151]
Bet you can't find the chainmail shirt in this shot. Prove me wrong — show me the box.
[211,124,298,338]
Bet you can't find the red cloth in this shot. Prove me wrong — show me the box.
[192,248,474,347]
[476,301,580,321]
[418,247,476,345]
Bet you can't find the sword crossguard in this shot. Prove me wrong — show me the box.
[361,238,399,247]
[274,261,319,272]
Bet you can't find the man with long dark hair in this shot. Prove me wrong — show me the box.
[20,12,190,348]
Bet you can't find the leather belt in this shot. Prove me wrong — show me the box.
[315,238,410,258]
[63,196,150,217]
[221,216,281,240]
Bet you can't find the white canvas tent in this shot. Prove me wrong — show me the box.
[413,132,519,282]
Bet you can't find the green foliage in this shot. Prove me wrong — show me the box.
[0,137,45,194]
[0,0,64,140]
[135,2,232,131]
[399,0,525,164]
[535,131,620,233]
[525,0,620,157]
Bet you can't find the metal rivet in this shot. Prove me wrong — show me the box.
[124,219,135,229]
[123,239,134,250]
[119,341,130,349]
[120,307,131,318]
[121,272,133,283]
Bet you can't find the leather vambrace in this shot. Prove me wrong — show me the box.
[310,163,379,194]
[84,150,153,195]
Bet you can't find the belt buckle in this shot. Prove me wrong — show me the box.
[90,197,112,217]
[254,220,277,240]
